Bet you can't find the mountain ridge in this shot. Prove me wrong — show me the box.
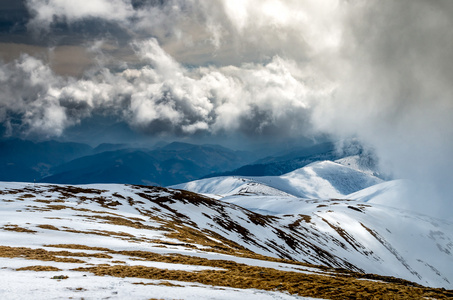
[0,139,258,186]
[172,160,383,199]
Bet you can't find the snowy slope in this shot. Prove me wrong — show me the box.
[220,194,453,288]
[344,179,420,211]
[0,183,453,299]
[256,161,383,198]
[171,176,294,199]
[335,155,379,176]
[172,160,383,199]
[0,182,329,299]
[173,164,453,289]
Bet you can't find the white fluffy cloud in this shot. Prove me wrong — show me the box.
[3,0,453,218]
[0,55,74,137]
[0,38,325,138]
[26,0,134,28]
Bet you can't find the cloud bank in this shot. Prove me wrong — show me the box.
[0,38,326,139]
[1,0,453,217]
[312,0,453,217]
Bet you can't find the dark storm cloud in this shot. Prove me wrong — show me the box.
[0,39,322,139]
[0,0,30,44]
[1,0,453,217]
[313,0,453,218]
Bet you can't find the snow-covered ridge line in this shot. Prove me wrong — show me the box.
[172,160,383,199]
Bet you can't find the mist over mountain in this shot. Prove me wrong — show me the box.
[204,140,382,179]
[204,142,337,178]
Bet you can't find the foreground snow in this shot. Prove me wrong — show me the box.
[0,268,316,300]
[0,181,452,300]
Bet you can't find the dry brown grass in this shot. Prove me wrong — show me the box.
[72,263,453,299]
[34,219,139,240]
[51,275,68,280]
[145,215,327,269]
[20,194,35,198]
[26,205,68,212]
[1,224,37,234]
[46,185,106,196]
[46,243,302,272]
[44,244,112,251]
[83,214,159,231]
[16,265,62,271]
[37,224,60,231]
[288,215,312,229]
[46,243,453,299]
[134,281,184,287]
[34,199,65,204]
[0,246,84,263]
[0,245,112,263]
[56,227,136,239]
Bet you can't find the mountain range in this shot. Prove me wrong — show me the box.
[1,139,373,186]
[0,139,258,186]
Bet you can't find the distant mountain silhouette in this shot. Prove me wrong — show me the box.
[1,138,343,186]
[0,139,92,181]
[203,142,339,178]
[39,142,255,186]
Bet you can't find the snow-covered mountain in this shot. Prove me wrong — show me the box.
[170,160,453,289]
[172,160,383,199]
[335,155,380,177]
[345,179,410,203]
[220,194,453,288]
[1,181,452,299]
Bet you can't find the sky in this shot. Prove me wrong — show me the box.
[1,0,453,217]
